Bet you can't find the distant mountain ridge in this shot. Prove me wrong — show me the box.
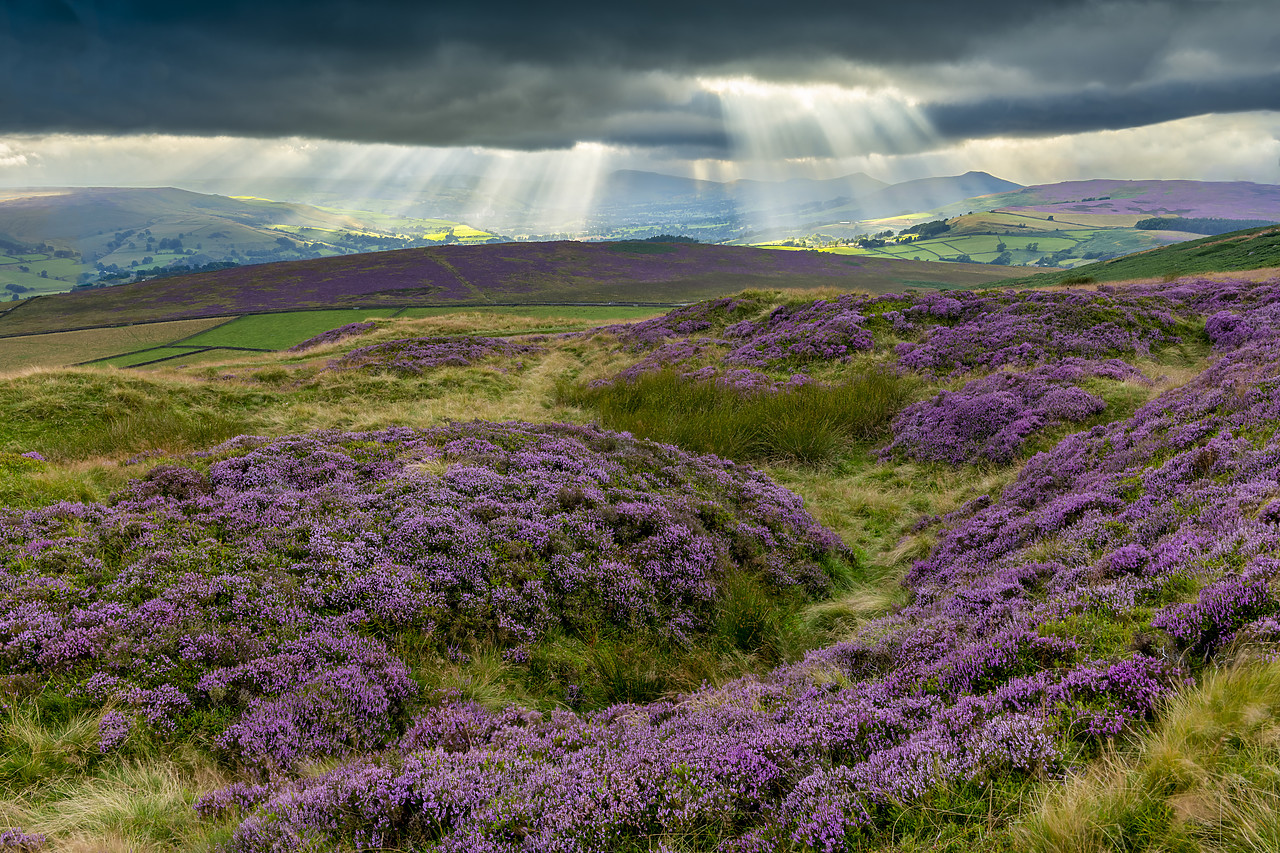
[867,178,1280,226]
[585,169,1021,241]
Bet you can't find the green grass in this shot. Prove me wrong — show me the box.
[406,565,831,714]
[0,371,272,461]
[98,347,206,368]
[0,701,234,852]
[563,368,916,465]
[174,309,399,350]
[1019,659,1280,853]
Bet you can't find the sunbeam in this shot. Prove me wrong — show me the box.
[700,76,939,234]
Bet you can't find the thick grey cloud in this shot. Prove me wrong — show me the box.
[926,71,1280,142]
[0,0,1276,154]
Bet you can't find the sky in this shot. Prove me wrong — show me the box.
[1,0,1278,199]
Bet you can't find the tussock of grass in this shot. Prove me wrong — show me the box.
[407,590,819,713]
[1019,659,1280,853]
[564,368,915,465]
[0,705,234,852]
[0,370,267,461]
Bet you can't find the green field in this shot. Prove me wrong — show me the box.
[0,318,229,373]
[1003,225,1280,287]
[97,346,208,368]
[0,253,87,295]
[0,307,672,372]
[781,228,1170,269]
[175,309,400,350]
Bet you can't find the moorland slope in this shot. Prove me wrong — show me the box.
[4,262,1280,851]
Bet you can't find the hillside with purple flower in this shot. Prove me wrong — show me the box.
[0,241,1026,337]
[0,423,844,775]
[4,268,1280,851]
[152,274,1274,851]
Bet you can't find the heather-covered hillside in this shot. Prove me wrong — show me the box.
[3,271,1280,851]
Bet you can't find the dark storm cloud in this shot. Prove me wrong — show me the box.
[925,71,1280,142]
[1,0,1276,152]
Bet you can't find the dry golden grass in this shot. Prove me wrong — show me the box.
[1019,660,1280,853]
[0,706,232,852]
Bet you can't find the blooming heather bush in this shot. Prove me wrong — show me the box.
[0,830,44,852]
[288,321,377,352]
[0,423,842,772]
[882,360,1144,464]
[591,284,1199,392]
[721,296,875,369]
[214,278,1280,851]
[1151,571,1277,659]
[327,336,546,374]
[891,289,1186,374]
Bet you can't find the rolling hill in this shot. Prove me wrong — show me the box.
[0,186,498,297]
[0,240,1027,336]
[787,178,1280,270]
[1000,223,1280,286]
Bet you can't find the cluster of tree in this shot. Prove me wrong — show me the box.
[900,219,951,238]
[129,260,240,281]
[104,229,137,254]
[1134,217,1276,235]
[642,234,700,243]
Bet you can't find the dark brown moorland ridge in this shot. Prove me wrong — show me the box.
[0,241,1029,336]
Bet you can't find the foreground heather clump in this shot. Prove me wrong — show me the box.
[887,288,1188,374]
[288,321,377,351]
[0,422,844,772]
[212,279,1280,852]
[882,359,1146,465]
